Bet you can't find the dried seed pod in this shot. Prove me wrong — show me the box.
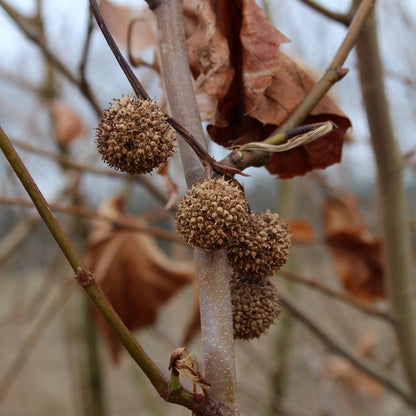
[228,210,291,279]
[231,273,280,340]
[95,96,175,174]
[175,178,249,251]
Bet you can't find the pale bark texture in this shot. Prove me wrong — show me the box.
[150,0,239,413]
[355,5,416,400]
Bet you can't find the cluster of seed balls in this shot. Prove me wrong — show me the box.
[175,177,291,340]
[94,97,291,341]
[95,96,175,174]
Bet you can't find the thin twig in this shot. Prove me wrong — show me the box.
[0,279,74,405]
[11,138,168,205]
[0,0,101,116]
[281,295,416,408]
[297,0,351,25]
[277,270,393,323]
[79,6,95,89]
[0,197,181,243]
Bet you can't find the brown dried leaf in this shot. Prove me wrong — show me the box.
[324,194,386,302]
[49,99,85,143]
[188,0,351,178]
[84,196,195,361]
[157,161,179,210]
[325,329,384,397]
[325,356,385,397]
[99,0,156,52]
[288,219,315,244]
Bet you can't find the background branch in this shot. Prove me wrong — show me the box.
[10,137,169,205]
[281,295,415,408]
[277,270,393,322]
[354,1,416,401]
[0,0,101,115]
[297,0,351,25]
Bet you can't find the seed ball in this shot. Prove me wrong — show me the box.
[228,210,291,279]
[231,273,281,340]
[95,96,175,174]
[175,178,249,251]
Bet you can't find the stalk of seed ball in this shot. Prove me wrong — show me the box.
[95,96,175,174]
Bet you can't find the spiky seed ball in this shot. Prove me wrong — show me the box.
[175,178,249,251]
[228,210,291,279]
[95,96,175,174]
[231,273,281,340]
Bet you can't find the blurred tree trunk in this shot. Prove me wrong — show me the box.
[354,3,416,401]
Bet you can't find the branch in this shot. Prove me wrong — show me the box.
[280,295,416,408]
[10,138,169,205]
[0,126,225,415]
[354,0,416,401]
[220,0,376,171]
[0,0,101,116]
[277,270,393,323]
[0,279,74,404]
[297,0,352,25]
[0,196,181,243]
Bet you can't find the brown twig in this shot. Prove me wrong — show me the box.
[79,6,95,90]
[11,138,169,205]
[277,270,393,323]
[127,18,155,68]
[281,295,416,408]
[0,279,74,405]
[354,0,416,401]
[0,0,101,116]
[0,197,181,243]
[297,0,352,25]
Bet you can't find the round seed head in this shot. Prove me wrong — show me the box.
[95,96,175,174]
[175,178,249,251]
[228,210,291,279]
[231,273,281,340]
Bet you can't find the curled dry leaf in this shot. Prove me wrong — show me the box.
[187,0,351,178]
[49,99,85,144]
[324,194,386,303]
[83,196,195,362]
[169,347,211,394]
